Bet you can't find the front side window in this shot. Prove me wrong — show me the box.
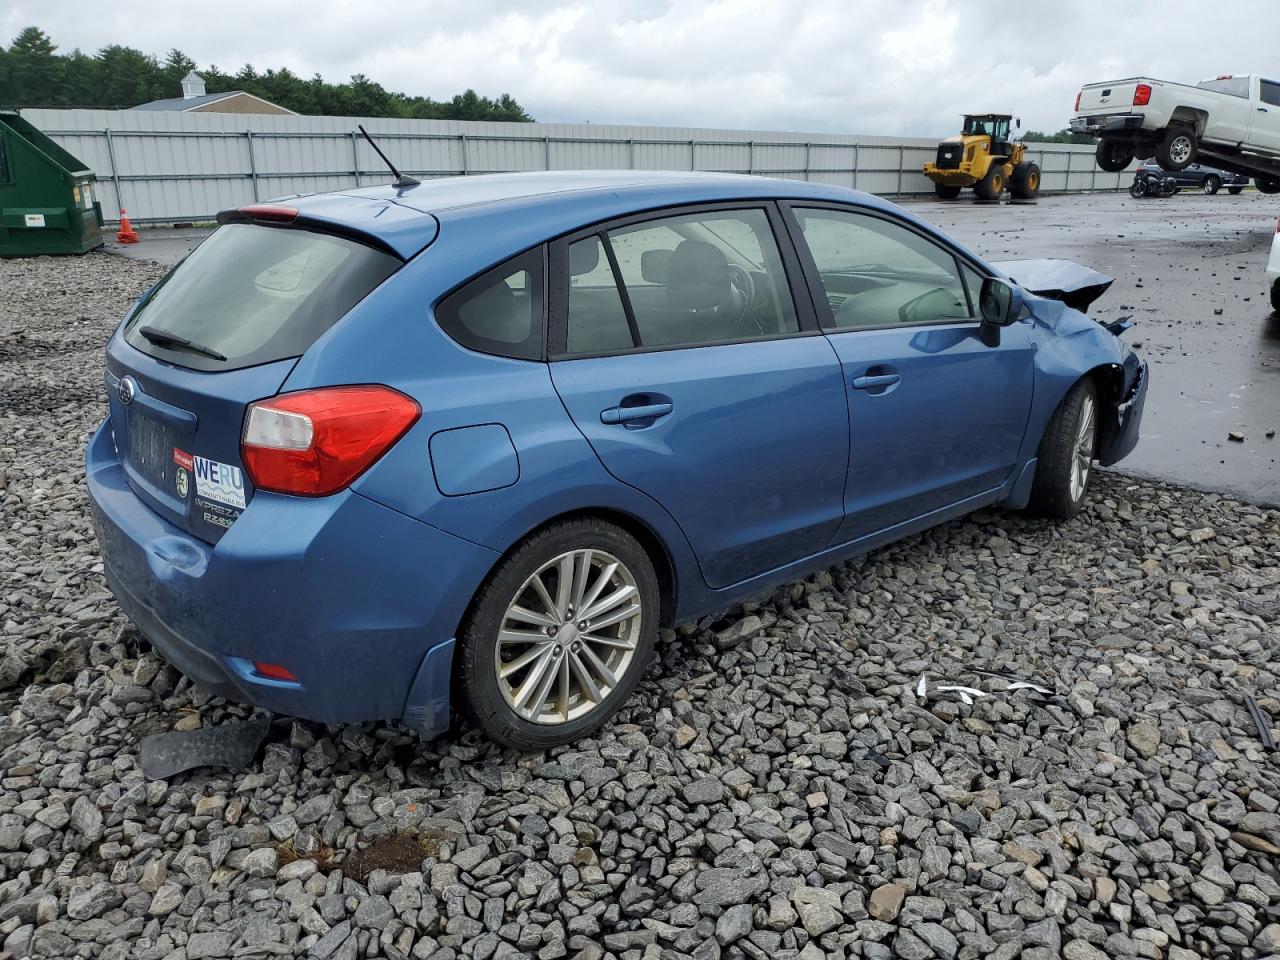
[794,208,974,330]
[563,208,799,354]
[436,248,544,360]
[0,134,9,183]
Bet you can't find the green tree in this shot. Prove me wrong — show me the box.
[0,24,535,120]
[4,26,62,106]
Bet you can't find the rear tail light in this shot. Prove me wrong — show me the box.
[1133,84,1152,106]
[1074,91,1082,112]
[242,385,420,496]
[252,661,299,683]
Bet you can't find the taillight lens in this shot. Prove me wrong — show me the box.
[242,386,420,496]
[1074,91,1082,112]
[1133,84,1152,106]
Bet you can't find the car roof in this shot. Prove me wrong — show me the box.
[271,171,922,263]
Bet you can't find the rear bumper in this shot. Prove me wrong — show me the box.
[1098,360,1148,467]
[1070,114,1145,137]
[85,420,498,734]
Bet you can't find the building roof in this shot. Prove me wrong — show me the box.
[129,91,296,113]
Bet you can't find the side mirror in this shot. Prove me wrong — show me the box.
[1016,118,1022,129]
[978,277,1023,346]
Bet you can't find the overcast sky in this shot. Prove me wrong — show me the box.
[6,1,1279,135]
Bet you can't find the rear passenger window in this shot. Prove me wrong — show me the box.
[1262,80,1280,107]
[436,249,544,360]
[567,236,634,355]
[562,208,799,355]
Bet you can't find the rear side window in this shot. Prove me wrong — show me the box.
[1198,76,1250,98]
[435,249,544,360]
[124,223,399,372]
[1261,80,1280,107]
[0,134,9,182]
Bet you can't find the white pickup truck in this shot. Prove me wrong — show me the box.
[1069,74,1280,192]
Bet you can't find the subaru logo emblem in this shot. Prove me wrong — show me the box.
[119,376,137,406]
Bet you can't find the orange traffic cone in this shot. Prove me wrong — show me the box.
[116,209,139,244]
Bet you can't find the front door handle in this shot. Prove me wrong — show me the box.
[600,401,673,424]
[852,373,901,390]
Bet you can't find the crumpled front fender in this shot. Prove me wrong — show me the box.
[1018,294,1147,472]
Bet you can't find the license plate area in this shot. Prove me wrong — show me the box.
[126,410,172,491]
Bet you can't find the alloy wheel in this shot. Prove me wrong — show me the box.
[1070,394,1096,503]
[494,549,643,724]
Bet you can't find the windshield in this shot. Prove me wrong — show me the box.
[963,116,1010,140]
[124,223,399,372]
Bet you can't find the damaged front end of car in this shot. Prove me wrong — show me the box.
[994,257,1149,468]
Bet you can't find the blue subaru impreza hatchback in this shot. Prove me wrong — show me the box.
[86,171,1146,749]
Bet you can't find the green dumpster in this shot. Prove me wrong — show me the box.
[0,112,104,256]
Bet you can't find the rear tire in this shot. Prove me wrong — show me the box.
[1096,139,1135,173]
[1256,178,1280,195]
[1029,379,1099,520]
[1271,279,1280,313]
[1010,161,1041,200]
[934,183,962,200]
[458,518,659,750]
[974,163,1006,203]
[1154,125,1198,171]
[1202,175,1221,195]
[1228,186,1245,195]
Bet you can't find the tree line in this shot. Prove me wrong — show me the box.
[0,27,534,121]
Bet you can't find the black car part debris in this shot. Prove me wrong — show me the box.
[140,713,271,780]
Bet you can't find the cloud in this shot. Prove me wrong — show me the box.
[5,0,1279,135]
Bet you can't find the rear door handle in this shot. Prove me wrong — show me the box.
[852,373,901,390]
[600,401,673,424]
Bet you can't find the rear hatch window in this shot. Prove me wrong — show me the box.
[123,223,399,372]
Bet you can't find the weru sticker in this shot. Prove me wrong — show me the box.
[23,213,46,228]
[193,455,246,509]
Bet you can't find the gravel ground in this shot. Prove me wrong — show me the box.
[3,250,1280,960]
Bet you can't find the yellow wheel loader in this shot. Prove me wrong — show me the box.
[923,114,1040,203]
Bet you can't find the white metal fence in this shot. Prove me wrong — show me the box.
[21,108,1126,225]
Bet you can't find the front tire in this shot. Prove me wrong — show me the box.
[458,518,659,750]
[1271,278,1280,313]
[974,163,1006,203]
[1155,125,1198,171]
[1096,139,1135,173]
[1228,186,1245,195]
[1029,379,1099,520]
[1011,161,1041,200]
[1129,178,1147,198]
[934,183,962,200]
[1256,178,1280,195]
[1202,175,1220,195]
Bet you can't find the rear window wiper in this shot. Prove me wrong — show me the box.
[137,325,228,362]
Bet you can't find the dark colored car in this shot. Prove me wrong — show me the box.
[1137,159,1248,194]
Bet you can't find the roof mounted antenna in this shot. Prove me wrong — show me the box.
[357,124,420,188]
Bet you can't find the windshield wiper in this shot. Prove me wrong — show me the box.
[137,325,228,362]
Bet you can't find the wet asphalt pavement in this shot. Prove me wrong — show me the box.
[919,190,1280,506]
[108,189,1280,505]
